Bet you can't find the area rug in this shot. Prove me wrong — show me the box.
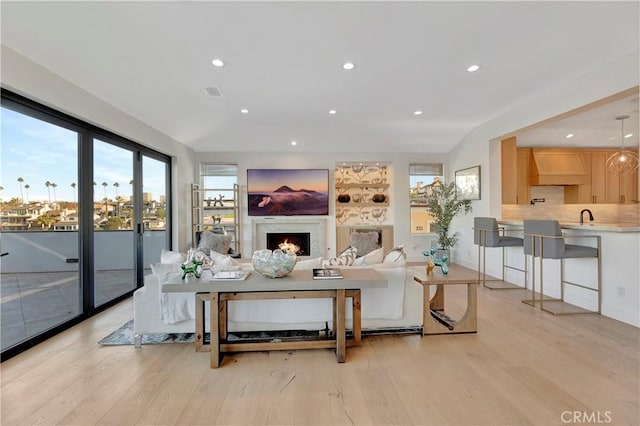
[99,320,422,346]
[98,320,195,345]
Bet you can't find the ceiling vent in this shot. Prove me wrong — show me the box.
[204,86,224,97]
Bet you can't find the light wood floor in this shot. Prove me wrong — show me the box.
[1,280,638,425]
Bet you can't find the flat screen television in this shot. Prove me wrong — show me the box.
[247,169,329,216]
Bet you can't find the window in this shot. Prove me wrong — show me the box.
[409,163,443,234]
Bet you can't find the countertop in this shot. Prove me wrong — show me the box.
[498,220,640,233]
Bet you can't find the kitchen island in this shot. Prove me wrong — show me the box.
[498,220,639,327]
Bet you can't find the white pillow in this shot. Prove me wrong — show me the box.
[322,246,358,267]
[353,247,384,266]
[383,245,407,265]
[208,250,239,267]
[161,249,186,264]
[294,256,323,270]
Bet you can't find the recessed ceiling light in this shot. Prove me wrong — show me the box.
[625,133,633,138]
[467,64,480,72]
[413,110,423,116]
[211,58,225,67]
[240,109,249,114]
[342,62,355,70]
[329,109,337,115]
[566,133,574,139]
[291,141,297,146]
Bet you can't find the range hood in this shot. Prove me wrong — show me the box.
[529,149,589,186]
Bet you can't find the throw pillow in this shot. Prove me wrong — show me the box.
[383,245,407,264]
[322,246,358,267]
[349,231,380,257]
[197,230,232,256]
[160,249,186,264]
[353,247,384,266]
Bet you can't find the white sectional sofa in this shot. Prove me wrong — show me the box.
[133,254,423,344]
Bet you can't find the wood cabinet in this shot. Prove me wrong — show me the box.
[565,149,638,204]
[516,148,531,205]
[501,137,518,204]
[501,138,531,205]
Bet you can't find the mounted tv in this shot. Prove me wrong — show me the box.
[247,169,329,216]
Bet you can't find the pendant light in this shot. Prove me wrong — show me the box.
[606,115,639,175]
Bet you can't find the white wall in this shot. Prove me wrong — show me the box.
[1,46,196,250]
[195,151,447,261]
[448,51,639,273]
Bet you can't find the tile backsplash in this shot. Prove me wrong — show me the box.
[503,186,640,224]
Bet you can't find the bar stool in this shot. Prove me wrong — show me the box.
[473,217,526,289]
[521,220,601,315]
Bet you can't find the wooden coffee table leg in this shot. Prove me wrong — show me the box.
[209,292,220,368]
[352,290,361,344]
[195,293,207,352]
[336,289,346,363]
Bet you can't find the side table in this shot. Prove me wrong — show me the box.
[412,264,478,335]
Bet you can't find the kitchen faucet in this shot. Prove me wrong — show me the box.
[579,208,594,225]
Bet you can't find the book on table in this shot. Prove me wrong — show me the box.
[312,268,343,280]
[209,270,251,281]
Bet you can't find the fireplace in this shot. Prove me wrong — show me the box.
[266,232,311,256]
[252,218,326,259]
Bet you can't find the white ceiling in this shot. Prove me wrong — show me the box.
[1,1,639,153]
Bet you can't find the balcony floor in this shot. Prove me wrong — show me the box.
[1,270,142,352]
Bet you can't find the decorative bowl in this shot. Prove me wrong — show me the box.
[252,249,297,278]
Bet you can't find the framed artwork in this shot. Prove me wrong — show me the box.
[247,169,329,216]
[455,165,481,200]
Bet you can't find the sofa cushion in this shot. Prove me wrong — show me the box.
[150,262,183,275]
[160,249,186,264]
[383,245,407,264]
[349,231,380,257]
[352,247,384,266]
[294,256,324,270]
[322,246,357,267]
[197,230,232,256]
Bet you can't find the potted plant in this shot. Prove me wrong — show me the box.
[424,181,472,255]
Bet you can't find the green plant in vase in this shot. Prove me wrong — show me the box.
[424,181,472,253]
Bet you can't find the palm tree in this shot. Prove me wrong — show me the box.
[51,182,58,203]
[71,182,77,204]
[0,185,4,202]
[24,184,30,203]
[17,177,24,203]
[102,182,109,217]
[45,181,52,203]
[113,182,120,217]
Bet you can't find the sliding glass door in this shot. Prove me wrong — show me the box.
[1,89,172,359]
[0,106,82,352]
[93,139,136,307]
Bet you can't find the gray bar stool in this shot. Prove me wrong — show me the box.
[473,217,526,289]
[522,219,601,315]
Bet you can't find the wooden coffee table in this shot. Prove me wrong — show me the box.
[412,264,478,335]
[162,268,387,368]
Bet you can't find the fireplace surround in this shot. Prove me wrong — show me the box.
[252,218,326,258]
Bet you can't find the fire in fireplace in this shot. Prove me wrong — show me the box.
[266,232,311,256]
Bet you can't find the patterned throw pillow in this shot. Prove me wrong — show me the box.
[197,230,232,256]
[322,246,358,267]
[349,231,380,257]
[383,245,407,264]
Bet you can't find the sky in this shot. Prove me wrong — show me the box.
[1,106,166,203]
